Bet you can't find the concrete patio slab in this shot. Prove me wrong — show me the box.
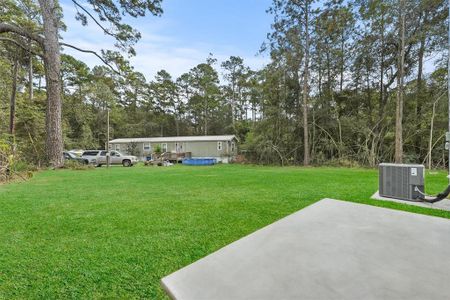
[161,198,450,300]
[371,190,450,211]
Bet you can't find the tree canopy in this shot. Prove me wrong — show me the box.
[0,0,449,170]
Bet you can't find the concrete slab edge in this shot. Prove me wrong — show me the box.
[159,198,337,299]
[371,191,450,211]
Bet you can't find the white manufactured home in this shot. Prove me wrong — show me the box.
[109,135,238,163]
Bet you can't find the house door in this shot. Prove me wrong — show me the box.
[176,142,184,153]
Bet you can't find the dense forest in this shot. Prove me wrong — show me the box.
[0,0,449,171]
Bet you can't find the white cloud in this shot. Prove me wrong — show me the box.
[59,2,269,82]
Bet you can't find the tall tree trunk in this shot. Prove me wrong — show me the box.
[378,13,386,123]
[326,48,331,102]
[231,79,236,126]
[311,107,316,162]
[395,0,405,163]
[366,65,373,128]
[39,0,63,167]
[376,14,387,159]
[9,58,18,135]
[339,32,345,93]
[366,63,376,166]
[252,102,256,122]
[302,1,310,166]
[204,96,208,135]
[318,51,322,99]
[28,40,33,101]
[428,99,438,170]
[415,11,427,157]
[175,117,180,136]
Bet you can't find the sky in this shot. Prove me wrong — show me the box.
[60,0,273,81]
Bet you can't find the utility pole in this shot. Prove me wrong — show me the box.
[107,109,110,168]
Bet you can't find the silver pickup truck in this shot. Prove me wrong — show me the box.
[82,150,139,167]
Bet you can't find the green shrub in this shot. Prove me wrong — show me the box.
[322,158,361,168]
[10,160,30,172]
[0,137,35,182]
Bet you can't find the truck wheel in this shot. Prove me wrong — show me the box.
[122,160,131,167]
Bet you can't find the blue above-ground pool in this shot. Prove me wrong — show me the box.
[183,158,217,166]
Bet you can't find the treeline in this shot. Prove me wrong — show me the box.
[255,0,449,167]
[0,0,449,169]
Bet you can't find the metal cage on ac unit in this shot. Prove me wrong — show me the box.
[379,163,425,201]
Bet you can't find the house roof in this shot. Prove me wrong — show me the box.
[109,135,237,144]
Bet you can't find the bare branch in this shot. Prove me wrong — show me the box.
[71,0,117,39]
[60,42,121,75]
[0,37,43,57]
[0,23,44,46]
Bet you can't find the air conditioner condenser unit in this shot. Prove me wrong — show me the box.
[379,163,425,201]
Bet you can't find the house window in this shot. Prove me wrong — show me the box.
[217,141,223,151]
[231,142,235,152]
[143,143,151,151]
[115,144,120,151]
[161,143,168,152]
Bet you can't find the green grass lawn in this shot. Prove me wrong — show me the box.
[1,164,450,299]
